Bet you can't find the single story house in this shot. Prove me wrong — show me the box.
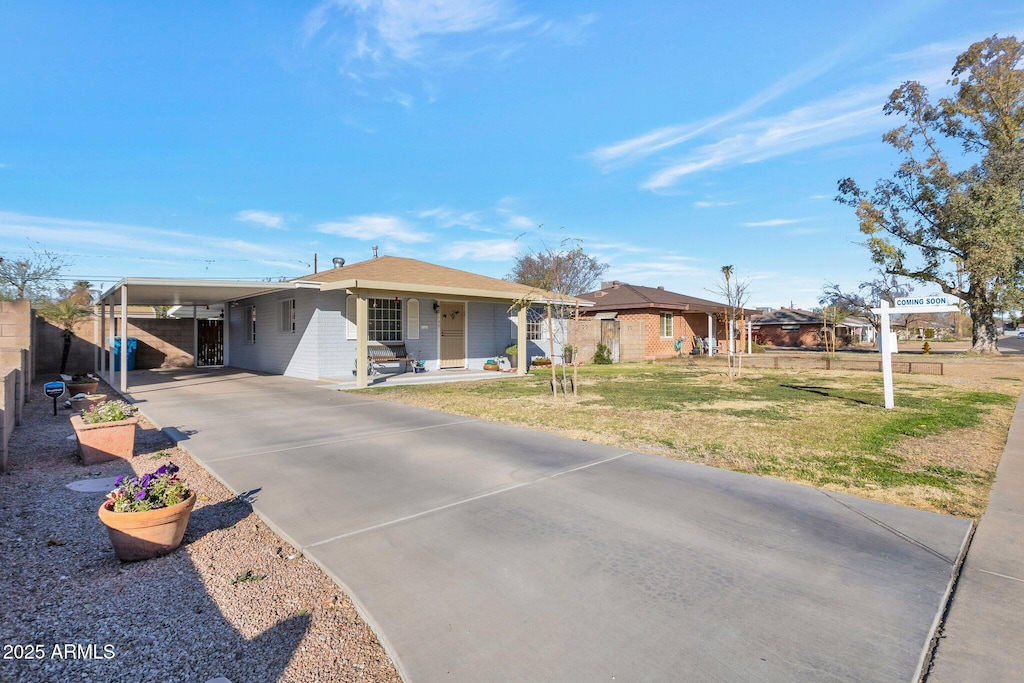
[94,256,585,391]
[752,308,875,347]
[576,281,756,361]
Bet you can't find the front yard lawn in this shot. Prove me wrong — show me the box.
[358,357,1024,518]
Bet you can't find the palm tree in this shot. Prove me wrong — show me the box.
[39,299,93,374]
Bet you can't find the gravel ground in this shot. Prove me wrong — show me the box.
[0,381,402,683]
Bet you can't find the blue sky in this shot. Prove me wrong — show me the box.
[2,1,1022,307]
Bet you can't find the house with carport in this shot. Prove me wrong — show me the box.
[94,256,585,392]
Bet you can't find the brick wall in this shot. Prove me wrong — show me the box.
[755,324,821,348]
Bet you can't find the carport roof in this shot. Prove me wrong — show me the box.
[97,278,301,306]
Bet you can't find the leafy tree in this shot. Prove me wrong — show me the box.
[39,298,93,375]
[838,35,1024,353]
[0,246,70,302]
[507,245,608,297]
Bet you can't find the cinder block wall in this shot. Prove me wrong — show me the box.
[0,368,16,472]
[0,299,33,383]
[35,314,195,374]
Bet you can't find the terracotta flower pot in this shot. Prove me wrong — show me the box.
[70,393,107,413]
[98,492,196,562]
[67,380,100,396]
[71,414,138,465]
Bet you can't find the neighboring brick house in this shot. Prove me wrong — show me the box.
[576,281,752,360]
[752,308,874,347]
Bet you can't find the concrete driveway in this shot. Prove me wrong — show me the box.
[128,368,971,682]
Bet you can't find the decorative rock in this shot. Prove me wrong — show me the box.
[65,476,122,492]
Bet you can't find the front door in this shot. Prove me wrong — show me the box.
[197,319,224,366]
[439,302,465,369]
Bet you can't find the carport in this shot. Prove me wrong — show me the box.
[95,278,303,393]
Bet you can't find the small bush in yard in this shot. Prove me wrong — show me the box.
[593,343,613,364]
[81,399,136,424]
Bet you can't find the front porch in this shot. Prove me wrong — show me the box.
[321,367,517,391]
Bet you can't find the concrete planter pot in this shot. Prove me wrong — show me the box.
[71,414,138,465]
[70,393,107,413]
[66,380,100,396]
[98,492,196,562]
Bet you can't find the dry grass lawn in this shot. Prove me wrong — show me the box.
[358,354,1024,518]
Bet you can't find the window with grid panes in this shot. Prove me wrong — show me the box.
[368,298,402,342]
[660,312,673,337]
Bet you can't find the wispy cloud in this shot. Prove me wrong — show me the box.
[442,238,519,261]
[694,200,738,209]
[741,218,805,227]
[316,214,432,243]
[235,210,287,230]
[415,206,483,229]
[590,14,964,190]
[808,194,832,200]
[0,211,309,275]
[302,1,591,105]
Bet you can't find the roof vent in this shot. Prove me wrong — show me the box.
[332,257,345,268]
[612,280,621,289]
[657,285,665,290]
[372,245,379,258]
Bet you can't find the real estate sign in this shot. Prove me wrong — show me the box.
[870,297,962,409]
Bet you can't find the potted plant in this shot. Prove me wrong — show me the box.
[71,400,138,465]
[69,392,107,413]
[66,372,100,396]
[97,463,196,561]
[505,343,518,370]
[563,344,574,364]
[531,356,552,368]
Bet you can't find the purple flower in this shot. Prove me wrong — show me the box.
[135,490,146,500]
[114,475,124,487]
[141,474,151,488]
[155,465,168,476]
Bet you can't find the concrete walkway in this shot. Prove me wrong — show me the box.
[126,368,971,683]
[926,388,1024,682]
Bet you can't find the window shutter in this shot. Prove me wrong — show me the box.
[346,295,356,340]
[407,299,419,339]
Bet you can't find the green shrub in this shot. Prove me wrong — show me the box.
[593,343,612,364]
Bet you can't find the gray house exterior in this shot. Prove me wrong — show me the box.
[96,256,582,391]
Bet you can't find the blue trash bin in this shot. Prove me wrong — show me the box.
[112,337,138,371]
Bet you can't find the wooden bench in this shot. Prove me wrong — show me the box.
[367,343,416,374]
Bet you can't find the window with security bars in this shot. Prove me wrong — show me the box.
[369,298,402,342]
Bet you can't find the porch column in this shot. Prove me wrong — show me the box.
[516,305,527,376]
[355,291,369,388]
[707,314,714,357]
[106,296,114,387]
[223,303,230,367]
[93,305,99,374]
[119,285,128,394]
[193,304,198,368]
[97,302,105,375]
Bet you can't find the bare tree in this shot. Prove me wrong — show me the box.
[508,243,608,297]
[820,269,912,332]
[708,265,752,352]
[0,245,70,302]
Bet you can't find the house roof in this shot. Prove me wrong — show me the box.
[753,309,873,328]
[295,255,586,305]
[97,278,300,306]
[577,282,754,315]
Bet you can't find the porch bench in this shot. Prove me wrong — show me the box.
[367,343,416,374]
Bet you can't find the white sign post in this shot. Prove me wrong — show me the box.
[872,296,960,409]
